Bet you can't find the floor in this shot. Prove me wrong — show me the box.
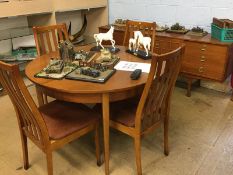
[0,85,233,175]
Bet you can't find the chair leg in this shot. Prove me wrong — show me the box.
[46,151,53,175]
[44,94,48,104]
[134,136,142,175]
[186,77,192,97]
[21,134,29,170]
[164,117,169,156]
[95,124,102,166]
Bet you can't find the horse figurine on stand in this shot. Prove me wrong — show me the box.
[91,26,120,53]
[129,38,137,51]
[134,31,151,56]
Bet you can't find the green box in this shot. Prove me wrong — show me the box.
[211,24,233,42]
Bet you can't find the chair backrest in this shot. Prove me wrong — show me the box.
[33,23,69,56]
[135,45,185,131]
[123,20,156,50]
[0,61,49,148]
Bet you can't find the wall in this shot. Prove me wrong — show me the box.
[0,16,28,55]
[56,11,83,35]
[0,16,28,30]
[109,0,233,32]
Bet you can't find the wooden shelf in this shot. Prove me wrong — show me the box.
[0,0,53,18]
[54,5,106,13]
[53,0,107,12]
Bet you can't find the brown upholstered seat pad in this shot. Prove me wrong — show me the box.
[111,97,140,127]
[39,100,99,140]
[95,97,139,127]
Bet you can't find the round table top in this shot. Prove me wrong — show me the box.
[25,45,151,95]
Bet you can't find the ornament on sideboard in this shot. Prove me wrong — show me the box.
[186,26,208,37]
[91,26,120,53]
[166,23,189,34]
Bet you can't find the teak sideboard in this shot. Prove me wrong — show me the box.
[99,25,233,97]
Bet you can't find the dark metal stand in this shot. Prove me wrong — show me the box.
[126,49,152,60]
[90,46,120,54]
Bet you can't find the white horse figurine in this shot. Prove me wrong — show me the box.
[129,38,137,51]
[134,31,151,56]
[94,26,116,50]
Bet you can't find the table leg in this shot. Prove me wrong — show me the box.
[102,93,110,175]
[35,86,44,107]
[186,78,192,97]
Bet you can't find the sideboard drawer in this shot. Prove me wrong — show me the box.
[154,37,183,54]
[181,41,228,81]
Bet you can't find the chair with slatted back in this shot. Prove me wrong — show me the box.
[33,23,69,104]
[33,23,69,56]
[103,45,185,175]
[123,20,156,51]
[0,61,101,175]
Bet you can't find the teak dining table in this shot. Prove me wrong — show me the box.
[25,45,150,175]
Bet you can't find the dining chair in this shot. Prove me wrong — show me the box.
[33,23,69,56]
[33,23,69,104]
[0,61,101,175]
[100,45,185,175]
[123,20,156,50]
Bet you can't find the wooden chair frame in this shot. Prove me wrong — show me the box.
[33,23,69,104]
[33,23,69,56]
[123,20,156,52]
[110,45,185,175]
[0,61,101,175]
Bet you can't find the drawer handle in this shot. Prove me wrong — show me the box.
[201,48,206,51]
[203,45,207,48]
[199,67,204,73]
[200,56,206,62]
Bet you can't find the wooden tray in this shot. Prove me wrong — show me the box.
[156,27,169,32]
[66,67,116,83]
[95,56,120,69]
[113,23,126,27]
[186,31,208,37]
[35,63,78,80]
[166,29,189,34]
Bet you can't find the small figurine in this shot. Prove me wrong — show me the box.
[134,31,151,57]
[75,50,89,61]
[58,40,75,62]
[129,38,137,52]
[170,23,185,31]
[97,48,112,62]
[94,26,115,50]
[44,60,64,74]
[79,67,100,78]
